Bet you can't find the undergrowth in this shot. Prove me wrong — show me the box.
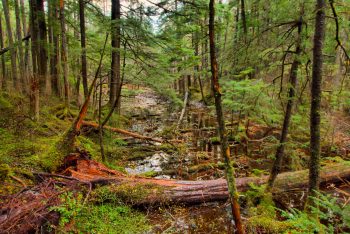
[51,191,150,233]
[245,185,350,233]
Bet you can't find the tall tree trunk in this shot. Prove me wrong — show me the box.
[308,0,326,200]
[20,0,30,89]
[109,0,121,111]
[0,13,6,90]
[36,0,49,95]
[267,17,303,189]
[29,0,40,121]
[48,0,60,97]
[79,0,88,98]
[209,1,244,233]
[60,0,70,108]
[14,0,26,90]
[240,0,247,39]
[2,0,19,91]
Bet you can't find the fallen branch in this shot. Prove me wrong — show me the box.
[177,91,189,129]
[9,175,27,188]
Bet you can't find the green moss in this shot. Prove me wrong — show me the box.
[0,96,12,109]
[104,162,126,173]
[75,204,150,233]
[251,168,268,177]
[246,216,292,233]
[139,170,159,177]
[0,163,11,179]
[91,183,164,205]
[188,163,218,173]
[51,191,149,233]
[76,135,100,159]
[210,136,220,144]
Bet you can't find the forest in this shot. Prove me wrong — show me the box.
[0,0,350,233]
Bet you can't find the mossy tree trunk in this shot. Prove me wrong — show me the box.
[308,0,326,201]
[209,0,244,233]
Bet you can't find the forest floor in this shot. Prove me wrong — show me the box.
[0,87,350,233]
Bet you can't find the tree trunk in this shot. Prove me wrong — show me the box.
[14,0,26,90]
[20,0,30,90]
[2,0,19,91]
[0,13,6,90]
[36,0,49,95]
[209,1,244,233]
[109,0,121,111]
[267,16,303,189]
[29,0,40,121]
[48,0,60,97]
[309,0,326,199]
[240,0,247,39]
[60,0,70,108]
[79,0,88,98]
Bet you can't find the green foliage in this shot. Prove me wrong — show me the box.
[75,204,149,234]
[248,190,350,234]
[51,191,149,233]
[76,135,100,159]
[222,79,283,126]
[50,192,84,228]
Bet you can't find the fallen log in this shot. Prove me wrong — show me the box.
[82,120,164,143]
[62,155,350,204]
[1,156,350,233]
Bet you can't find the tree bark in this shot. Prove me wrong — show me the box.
[48,0,60,97]
[79,0,88,98]
[240,0,247,39]
[309,0,326,200]
[109,0,121,111]
[29,0,40,121]
[36,0,49,95]
[14,0,26,90]
[0,13,6,89]
[20,0,30,90]
[209,0,244,233]
[2,0,19,91]
[267,16,303,189]
[60,0,70,108]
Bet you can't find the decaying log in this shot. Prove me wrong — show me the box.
[82,120,164,143]
[1,154,350,233]
[62,155,350,204]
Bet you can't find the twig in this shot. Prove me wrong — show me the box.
[9,175,27,188]
[329,0,350,60]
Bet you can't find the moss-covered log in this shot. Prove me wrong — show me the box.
[62,156,350,204]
